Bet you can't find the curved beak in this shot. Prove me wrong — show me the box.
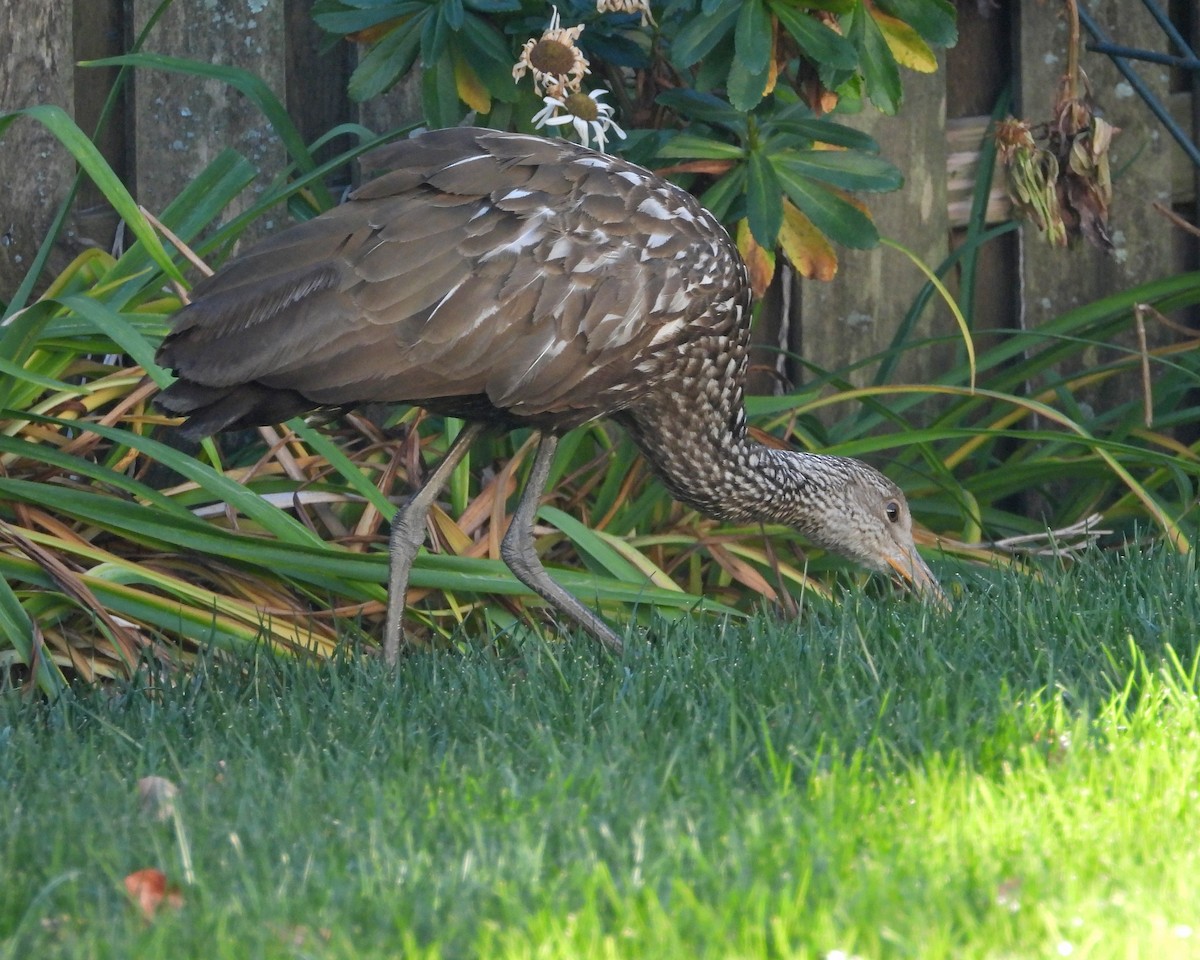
[886,547,949,608]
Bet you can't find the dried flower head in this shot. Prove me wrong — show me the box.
[531,87,627,153]
[994,117,1067,247]
[596,0,656,27]
[513,6,590,96]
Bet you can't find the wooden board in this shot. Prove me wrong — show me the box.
[68,0,129,270]
[0,0,75,303]
[286,0,354,167]
[1016,0,1181,398]
[794,61,953,411]
[131,0,288,252]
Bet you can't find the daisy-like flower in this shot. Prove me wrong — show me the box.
[513,6,590,96]
[531,87,627,153]
[596,0,656,27]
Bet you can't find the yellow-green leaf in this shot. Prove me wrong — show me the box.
[869,8,937,73]
[454,54,491,114]
[778,200,838,281]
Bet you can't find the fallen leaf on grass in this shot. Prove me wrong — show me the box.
[124,868,184,921]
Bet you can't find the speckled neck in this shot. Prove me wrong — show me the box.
[617,382,833,529]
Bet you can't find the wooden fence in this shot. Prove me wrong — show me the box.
[1,0,1196,401]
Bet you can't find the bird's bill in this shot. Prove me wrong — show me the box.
[886,548,949,607]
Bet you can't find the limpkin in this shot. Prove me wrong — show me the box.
[156,127,942,661]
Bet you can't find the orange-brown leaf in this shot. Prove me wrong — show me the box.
[747,425,790,450]
[347,17,408,45]
[778,200,837,282]
[653,160,736,177]
[124,868,184,921]
[707,543,778,600]
[736,219,777,299]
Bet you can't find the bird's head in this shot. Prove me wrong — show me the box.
[781,457,945,604]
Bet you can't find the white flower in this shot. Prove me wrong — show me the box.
[531,88,627,153]
[596,0,656,27]
[513,5,590,96]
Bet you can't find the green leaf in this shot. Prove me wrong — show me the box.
[422,50,465,127]
[538,506,646,583]
[0,570,67,697]
[770,1,857,69]
[0,105,185,288]
[658,133,744,160]
[657,90,748,137]
[0,357,75,395]
[726,56,772,113]
[28,416,326,547]
[699,166,747,222]
[790,0,854,10]
[313,2,426,35]
[287,422,395,517]
[671,2,740,67]
[775,149,903,192]
[735,0,773,73]
[465,0,520,11]
[768,117,880,152]
[0,434,193,517]
[443,0,465,30]
[83,54,329,208]
[848,4,902,114]
[55,295,169,382]
[773,162,878,248]
[348,13,424,101]
[459,12,520,102]
[874,0,958,47]
[420,1,451,62]
[0,476,381,593]
[746,150,784,248]
[128,147,256,257]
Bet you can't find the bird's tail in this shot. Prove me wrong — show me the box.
[156,379,310,441]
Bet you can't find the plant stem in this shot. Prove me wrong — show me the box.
[1064,0,1081,100]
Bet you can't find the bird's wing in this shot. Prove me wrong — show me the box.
[158,128,744,424]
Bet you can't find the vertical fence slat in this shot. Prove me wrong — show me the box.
[286,1,353,163]
[793,63,953,410]
[1017,0,1181,395]
[0,0,75,302]
[131,0,288,251]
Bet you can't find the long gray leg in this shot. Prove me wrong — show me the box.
[385,422,484,665]
[501,432,625,655]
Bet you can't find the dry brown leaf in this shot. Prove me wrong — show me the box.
[706,542,778,601]
[652,159,735,177]
[736,219,776,300]
[347,16,409,44]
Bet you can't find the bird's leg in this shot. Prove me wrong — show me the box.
[501,432,626,656]
[385,422,485,665]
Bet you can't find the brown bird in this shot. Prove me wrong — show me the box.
[156,127,942,662]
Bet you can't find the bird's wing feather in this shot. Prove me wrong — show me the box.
[157,128,745,425]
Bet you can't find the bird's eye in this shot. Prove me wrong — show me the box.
[885,501,900,523]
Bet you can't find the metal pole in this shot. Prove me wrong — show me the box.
[1077,6,1200,169]
[1139,0,1193,57]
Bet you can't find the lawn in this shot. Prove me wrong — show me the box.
[3,545,1199,959]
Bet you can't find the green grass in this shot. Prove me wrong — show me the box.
[3,546,1200,959]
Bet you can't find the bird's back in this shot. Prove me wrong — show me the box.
[157,127,749,439]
